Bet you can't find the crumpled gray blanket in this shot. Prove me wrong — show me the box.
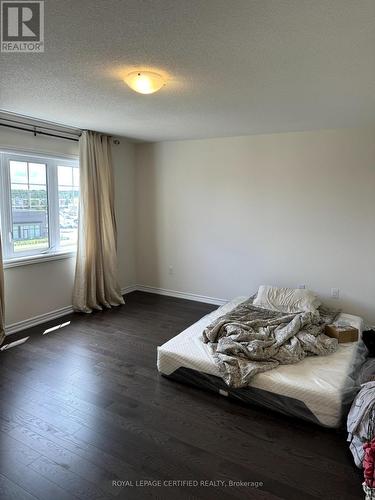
[202,299,339,388]
[347,381,375,468]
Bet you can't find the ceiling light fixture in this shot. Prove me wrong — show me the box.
[124,71,165,94]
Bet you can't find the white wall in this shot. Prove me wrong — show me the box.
[3,125,375,328]
[0,127,136,327]
[135,128,375,323]
[111,137,136,289]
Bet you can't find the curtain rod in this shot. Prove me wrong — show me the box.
[0,122,80,142]
[1,115,81,134]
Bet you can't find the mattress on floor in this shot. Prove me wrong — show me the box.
[157,297,367,428]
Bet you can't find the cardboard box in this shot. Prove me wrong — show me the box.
[325,324,358,343]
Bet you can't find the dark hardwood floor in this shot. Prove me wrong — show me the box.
[0,291,363,500]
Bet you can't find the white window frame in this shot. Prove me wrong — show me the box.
[0,149,79,267]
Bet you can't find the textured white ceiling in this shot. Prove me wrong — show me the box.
[1,0,374,141]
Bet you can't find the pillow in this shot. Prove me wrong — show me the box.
[253,285,321,314]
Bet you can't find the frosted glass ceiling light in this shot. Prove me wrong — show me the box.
[124,71,165,94]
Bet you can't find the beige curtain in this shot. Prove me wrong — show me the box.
[0,235,5,343]
[73,131,124,313]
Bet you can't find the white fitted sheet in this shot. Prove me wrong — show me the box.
[157,297,365,427]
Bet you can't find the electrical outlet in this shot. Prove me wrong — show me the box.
[168,265,174,275]
[331,288,340,299]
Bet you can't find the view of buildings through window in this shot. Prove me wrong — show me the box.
[0,152,79,260]
[10,160,49,252]
[58,165,80,248]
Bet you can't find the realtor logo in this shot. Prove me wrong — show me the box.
[1,0,44,52]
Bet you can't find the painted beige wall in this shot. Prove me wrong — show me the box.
[111,137,136,290]
[135,128,375,323]
[2,125,374,327]
[0,128,136,327]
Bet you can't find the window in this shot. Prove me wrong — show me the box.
[0,151,79,262]
[57,165,80,248]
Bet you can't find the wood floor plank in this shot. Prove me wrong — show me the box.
[1,455,73,500]
[28,455,107,500]
[0,474,38,500]
[0,413,121,498]
[0,431,41,466]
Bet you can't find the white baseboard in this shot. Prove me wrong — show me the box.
[121,285,138,295]
[5,305,74,336]
[5,284,225,336]
[135,285,227,306]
